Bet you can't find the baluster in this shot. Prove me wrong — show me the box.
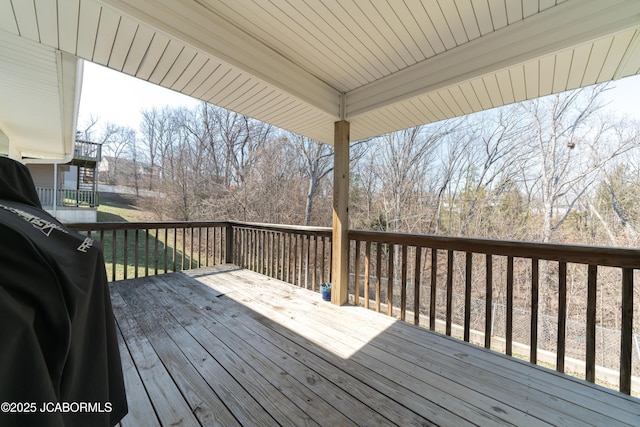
[321,236,326,284]
[294,234,300,285]
[123,230,128,280]
[414,246,422,325]
[387,243,394,317]
[430,249,437,331]
[446,250,454,336]
[304,235,310,287]
[557,262,567,372]
[531,258,539,363]
[134,229,139,278]
[173,228,178,272]
[205,227,210,267]
[485,254,493,349]
[464,252,472,342]
[164,229,169,272]
[312,235,318,291]
[197,227,202,268]
[328,236,333,283]
[376,242,382,313]
[354,240,361,306]
[154,228,160,274]
[620,268,633,394]
[400,244,407,321]
[364,241,371,309]
[144,228,149,277]
[586,264,597,383]
[506,256,514,356]
[112,230,117,281]
[180,228,186,271]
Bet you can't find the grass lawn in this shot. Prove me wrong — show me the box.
[95,194,207,280]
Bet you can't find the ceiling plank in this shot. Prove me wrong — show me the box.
[552,50,573,93]
[448,85,474,114]
[390,1,436,58]
[108,17,138,71]
[539,55,555,95]
[566,44,592,90]
[404,1,446,54]
[188,63,232,100]
[322,0,395,76]
[11,0,39,42]
[456,0,481,41]
[582,38,613,86]
[469,78,493,110]
[597,31,634,82]
[337,1,407,71]
[58,0,80,54]
[439,0,469,46]
[121,23,155,76]
[76,0,101,60]
[373,0,425,64]
[92,7,121,65]
[488,0,508,30]
[505,0,523,25]
[523,60,539,99]
[522,0,539,18]
[148,40,184,85]
[471,0,494,36]
[346,0,640,119]
[171,53,209,92]
[483,74,502,107]
[495,69,515,104]
[180,60,220,97]
[0,0,18,34]
[135,32,170,81]
[160,45,198,88]
[510,65,527,102]
[34,0,58,48]
[615,30,640,78]
[100,0,339,118]
[423,0,458,49]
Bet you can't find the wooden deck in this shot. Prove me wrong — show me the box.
[111,264,640,426]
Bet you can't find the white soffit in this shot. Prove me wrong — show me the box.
[1,0,639,147]
[0,30,81,162]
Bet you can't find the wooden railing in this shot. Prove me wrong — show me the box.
[68,222,230,282]
[348,230,640,395]
[74,139,102,162]
[37,187,98,208]
[230,222,332,290]
[68,221,638,395]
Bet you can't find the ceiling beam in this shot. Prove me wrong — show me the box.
[346,0,640,119]
[98,0,341,118]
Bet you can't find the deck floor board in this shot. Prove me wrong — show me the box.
[112,265,640,426]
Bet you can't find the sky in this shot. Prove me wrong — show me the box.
[78,61,640,134]
[78,62,199,132]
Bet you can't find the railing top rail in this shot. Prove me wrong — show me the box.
[350,229,640,268]
[67,221,231,231]
[228,221,332,236]
[65,220,640,268]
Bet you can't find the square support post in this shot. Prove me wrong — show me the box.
[332,120,349,305]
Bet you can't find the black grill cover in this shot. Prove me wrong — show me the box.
[0,157,127,426]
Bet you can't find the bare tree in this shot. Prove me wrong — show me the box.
[522,85,631,242]
[102,126,136,185]
[288,134,334,225]
[140,106,179,190]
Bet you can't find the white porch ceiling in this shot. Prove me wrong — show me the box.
[0,30,81,161]
[1,0,640,150]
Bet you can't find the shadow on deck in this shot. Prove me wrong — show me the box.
[111,264,639,426]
